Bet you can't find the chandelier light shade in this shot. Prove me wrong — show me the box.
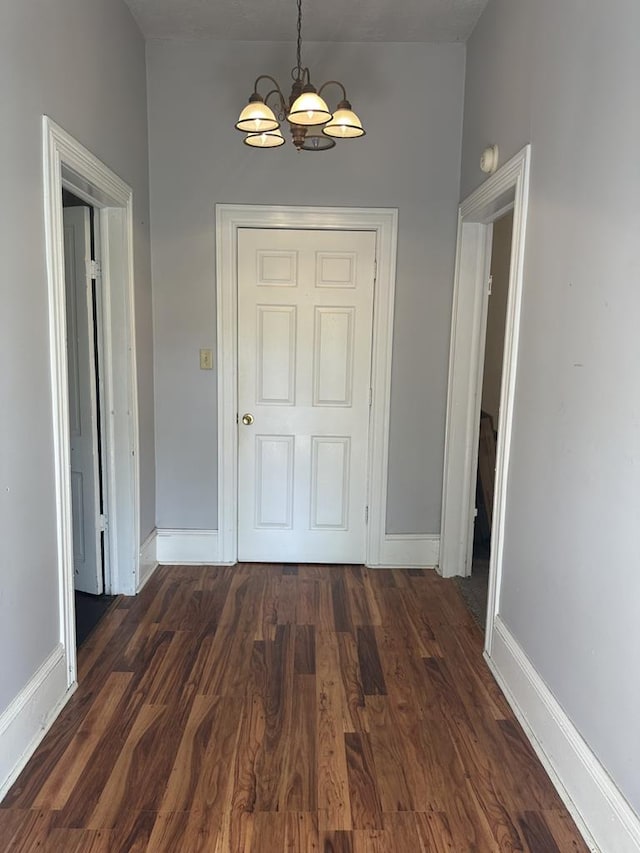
[322,99,366,139]
[244,128,286,148]
[235,96,280,133]
[287,86,332,126]
[235,0,366,151]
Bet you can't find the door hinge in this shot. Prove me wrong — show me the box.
[87,259,102,280]
[373,259,378,283]
[365,506,369,524]
[487,274,493,295]
[369,387,373,407]
[98,513,107,531]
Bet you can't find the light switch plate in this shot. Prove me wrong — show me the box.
[200,348,213,370]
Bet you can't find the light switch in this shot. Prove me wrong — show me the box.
[200,348,213,370]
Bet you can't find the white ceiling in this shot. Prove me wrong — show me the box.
[124,0,488,43]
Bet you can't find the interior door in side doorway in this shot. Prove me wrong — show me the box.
[237,227,377,563]
[63,206,103,594]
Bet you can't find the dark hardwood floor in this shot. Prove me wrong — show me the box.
[1,564,589,851]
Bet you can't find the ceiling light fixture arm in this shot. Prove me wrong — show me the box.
[318,80,351,111]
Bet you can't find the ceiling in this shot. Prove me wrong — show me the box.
[124,0,488,43]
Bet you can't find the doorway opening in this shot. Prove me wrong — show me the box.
[457,210,514,629]
[61,190,115,646]
[440,145,531,655]
[44,117,140,689]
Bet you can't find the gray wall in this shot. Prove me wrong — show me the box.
[147,39,465,534]
[463,0,640,813]
[0,0,154,711]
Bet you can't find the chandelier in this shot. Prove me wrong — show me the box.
[234,0,366,151]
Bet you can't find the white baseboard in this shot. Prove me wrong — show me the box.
[368,534,440,569]
[156,528,230,565]
[138,528,158,591]
[486,617,640,853]
[0,645,75,803]
[155,528,438,569]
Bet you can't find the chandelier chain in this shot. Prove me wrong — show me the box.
[296,0,302,78]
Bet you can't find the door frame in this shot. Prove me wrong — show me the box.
[440,145,531,652]
[43,117,140,685]
[216,204,399,566]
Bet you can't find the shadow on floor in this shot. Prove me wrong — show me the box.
[74,591,116,648]
[455,549,490,631]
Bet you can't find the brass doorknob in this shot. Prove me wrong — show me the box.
[241,413,254,426]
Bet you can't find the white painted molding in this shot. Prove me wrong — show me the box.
[215,204,399,567]
[43,116,141,701]
[440,146,532,657]
[0,646,75,803]
[156,529,230,565]
[487,618,640,853]
[368,534,440,569]
[138,529,158,591]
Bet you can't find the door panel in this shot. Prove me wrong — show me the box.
[310,436,350,530]
[313,307,355,406]
[64,206,103,594]
[257,305,297,404]
[237,228,376,563]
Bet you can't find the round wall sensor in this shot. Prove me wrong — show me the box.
[480,144,499,174]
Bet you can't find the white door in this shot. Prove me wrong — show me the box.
[63,207,103,594]
[237,228,377,563]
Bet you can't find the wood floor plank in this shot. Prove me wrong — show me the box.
[336,632,368,733]
[159,694,225,813]
[365,696,415,812]
[46,826,114,852]
[351,828,391,853]
[359,568,383,627]
[413,811,458,853]
[282,674,317,812]
[297,578,320,626]
[0,690,97,810]
[320,828,354,853]
[316,630,353,830]
[356,626,386,696]
[254,624,296,812]
[330,569,353,633]
[284,812,319,851]
[543,809,591,852]
[199,571,262,696]
[86,703,167,828]
[277,573,298,625]
[1,564,589,853]
[294,624,316,675]
[110,810,157,853]
[343,566,374,627]
[3,808,54,851]
[77,607,129,682]
[32,671,133,810]
[145,811,212,853]
[250,812,286,852]
[518,809,562,853]
[216,806,254,853]
[344,733,383,830]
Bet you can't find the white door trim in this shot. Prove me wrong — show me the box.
[440,145,531,653]
[216,204,399,566]
[43,116,140,687]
